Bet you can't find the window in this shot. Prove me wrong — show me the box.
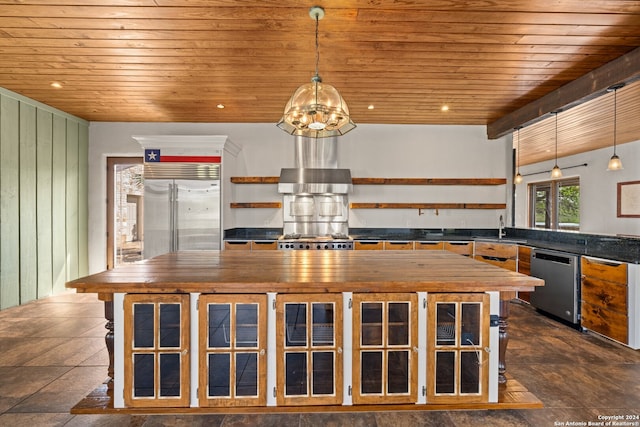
[529,178,580,230]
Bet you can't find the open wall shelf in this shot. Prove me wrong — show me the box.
[230,177,506,186]
[230,177,506,210]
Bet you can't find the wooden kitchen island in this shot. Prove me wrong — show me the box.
[66,250,544,413]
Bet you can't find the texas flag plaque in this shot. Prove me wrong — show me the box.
[143,148,220,163]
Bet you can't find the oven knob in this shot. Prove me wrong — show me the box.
[324,244,329,249]
[305,244,310,249]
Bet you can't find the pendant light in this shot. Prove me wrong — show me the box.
[277,6,356,138]
[514,126,523,184]
[607,83,625,171]
[550,111,562,179]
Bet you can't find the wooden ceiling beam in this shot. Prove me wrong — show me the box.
[487,46,640,139]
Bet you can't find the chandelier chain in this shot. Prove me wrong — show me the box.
[315,13,320,78]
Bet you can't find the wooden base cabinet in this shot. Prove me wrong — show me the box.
[517,246,532,302]
[123,294,190,408]
[352,293,418,404]
[427,293,490,403]
[275,294,343,406]
[354,240,383,250]
[198,295,267,407]
[581,256,640,349]
[474,242,517,272]
[415,241,444,250]
[115,291,498,409]
[444,241,473,257]
[224,240,277,251]
[384,241,414,250]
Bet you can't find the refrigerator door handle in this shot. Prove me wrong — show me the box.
[173,183,179,251]
[169,183,175,251]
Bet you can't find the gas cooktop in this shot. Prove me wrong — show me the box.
[278,234,353,250]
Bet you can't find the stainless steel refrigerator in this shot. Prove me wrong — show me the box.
[142,163,221,259]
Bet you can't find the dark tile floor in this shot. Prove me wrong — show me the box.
[0,292,638,426]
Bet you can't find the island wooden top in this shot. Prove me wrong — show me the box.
[67,250,543,295]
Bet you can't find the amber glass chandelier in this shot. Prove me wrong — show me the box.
[277,6,356,138]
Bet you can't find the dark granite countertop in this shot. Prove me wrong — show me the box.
[223,227,640,264]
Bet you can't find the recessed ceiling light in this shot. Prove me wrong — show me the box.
[367,105,374,110]
[441,105,449,112]
[50,82,63,89]
[216,104,225,109]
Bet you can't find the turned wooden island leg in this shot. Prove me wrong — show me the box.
[498,292,516,384]
[99,293,115,395]
[498,298,510,384]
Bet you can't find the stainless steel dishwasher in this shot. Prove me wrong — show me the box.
[530,248,580,325]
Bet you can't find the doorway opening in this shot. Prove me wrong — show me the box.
[107,157,144,269]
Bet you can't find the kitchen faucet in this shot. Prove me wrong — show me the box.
[498,215,506,239]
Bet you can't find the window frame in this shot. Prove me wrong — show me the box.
[528,177,580,230]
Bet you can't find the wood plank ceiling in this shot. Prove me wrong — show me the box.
[517,80,640,166]
[1,0,639,165]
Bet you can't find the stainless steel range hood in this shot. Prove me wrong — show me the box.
[278,168,352,194]
[278,135,352,237]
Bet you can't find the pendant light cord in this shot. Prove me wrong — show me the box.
[554,112,558,163]
[613,88,618,154]
[516,127,520,168]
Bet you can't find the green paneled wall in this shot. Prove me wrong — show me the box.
[0,88,89,310]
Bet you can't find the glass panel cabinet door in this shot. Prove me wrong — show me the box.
[198,295,267,407]
[427,293,490,403]
[123,294,190,408]
[276,294,343,406]
[352,293,418,404]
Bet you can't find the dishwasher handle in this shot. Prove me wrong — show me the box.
[532,251,574,265]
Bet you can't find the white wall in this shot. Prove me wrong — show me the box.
[514,139,640,236]
[89,122,511,273]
